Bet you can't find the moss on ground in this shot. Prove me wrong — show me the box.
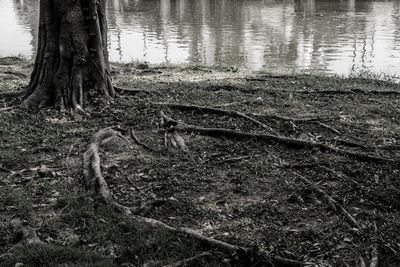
[0,57,400,266]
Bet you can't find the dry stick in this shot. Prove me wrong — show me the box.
[163,251,213,267]
[315,121,341,135]
[293,172,362,230]
[359,256,367,267]
[370,222,379,267]
[152,102,274,132]
[83,129,307,267]
[0,106,14,111]
[160,112,397,164]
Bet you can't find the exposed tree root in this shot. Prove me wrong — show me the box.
[288,88,400,95]
[329,138,368,149]
[253,112,339,123]
[320,166,360,186]
[160,112,397,163]
[242,79,400,94]
[130,129,158,152]
[83,128,310,267]
[293,172,362,230]
[0,218,43,258]
[152,102,343,141]
[153,102,273,132]
[114,85,154,95]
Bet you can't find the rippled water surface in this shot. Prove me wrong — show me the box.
[1,0,400,75]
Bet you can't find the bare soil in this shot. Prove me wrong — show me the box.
[0,57,399,266]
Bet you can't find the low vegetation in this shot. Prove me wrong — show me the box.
[1,57,399,266]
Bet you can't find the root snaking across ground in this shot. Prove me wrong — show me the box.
[1,58,400,266]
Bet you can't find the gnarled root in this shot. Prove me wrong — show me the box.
[293,172,362,230]
[0,218,43,258]
[83,128,309,266]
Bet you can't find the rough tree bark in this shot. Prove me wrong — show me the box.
[23,0,115,112]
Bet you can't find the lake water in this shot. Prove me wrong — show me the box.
[1,0,400,76]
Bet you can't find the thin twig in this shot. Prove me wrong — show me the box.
[0,106,14,112]
[370,222,379,267]
[163,251,212,267]
[315,121,341,135]
[293,172,362,230]
[359,256,367,267]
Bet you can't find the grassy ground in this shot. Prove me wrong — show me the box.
[1,57,400,266]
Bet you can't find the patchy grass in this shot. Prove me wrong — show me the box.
[1,57,400,266]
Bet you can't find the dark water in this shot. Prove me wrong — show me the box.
[2,0,400,76]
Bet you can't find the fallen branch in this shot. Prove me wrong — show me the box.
[83,128,308,266]
[152,102,273,132]
[160,112,397,163]
[293,172,362,230]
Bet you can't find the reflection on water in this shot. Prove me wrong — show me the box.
[1,0,400,75]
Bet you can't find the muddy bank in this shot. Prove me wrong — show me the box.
[0,57,399,266]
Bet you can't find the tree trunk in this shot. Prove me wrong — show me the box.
[23,0,115,112]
